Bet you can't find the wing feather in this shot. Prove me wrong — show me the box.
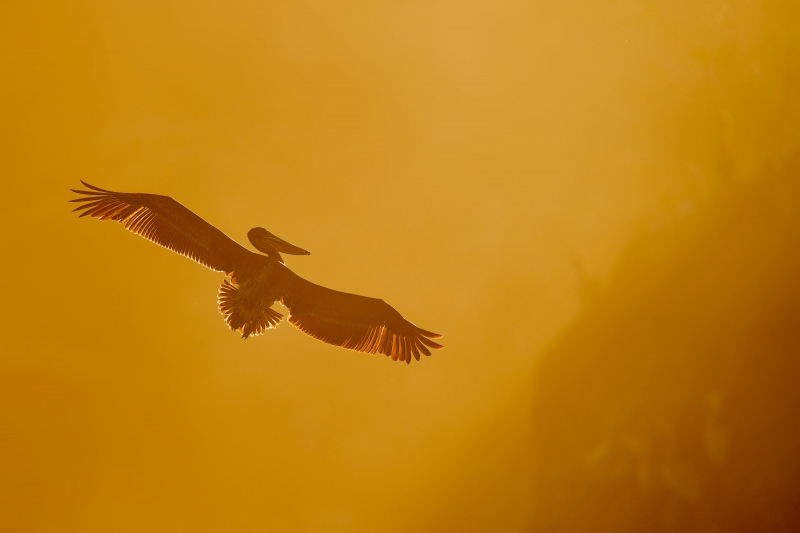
[70,181,253,273]
[275,266,442,364]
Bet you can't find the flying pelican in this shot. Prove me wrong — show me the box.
[70,182,442,363]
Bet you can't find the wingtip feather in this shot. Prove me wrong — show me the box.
[415,327,442,339]
[80,180,111,192]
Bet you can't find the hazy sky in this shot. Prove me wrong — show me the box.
[1,1,797,531]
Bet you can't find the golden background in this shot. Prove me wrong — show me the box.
[2,1,799,531]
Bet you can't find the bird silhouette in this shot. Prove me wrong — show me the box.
[70,182,442,363]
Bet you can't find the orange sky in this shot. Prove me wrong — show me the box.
[1,1,798,531]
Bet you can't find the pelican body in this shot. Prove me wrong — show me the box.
[70,182,442,363]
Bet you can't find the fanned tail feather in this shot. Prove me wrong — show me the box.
[218,280,283,339]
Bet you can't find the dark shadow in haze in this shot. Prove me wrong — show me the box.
[529,154,800,531]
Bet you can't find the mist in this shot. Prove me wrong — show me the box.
[1,1,798,531]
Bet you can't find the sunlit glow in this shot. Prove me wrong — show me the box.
[1,0,798,531]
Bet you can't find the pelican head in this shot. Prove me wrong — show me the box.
[247,227,310,263]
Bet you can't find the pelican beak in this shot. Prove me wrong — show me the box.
[263,231,310,256]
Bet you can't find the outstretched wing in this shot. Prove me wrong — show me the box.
[70,181,253,274]
[275,265,443,364]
